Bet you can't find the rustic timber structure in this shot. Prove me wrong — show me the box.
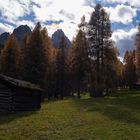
[0,74,43,112]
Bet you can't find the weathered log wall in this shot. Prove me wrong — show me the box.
[0,85,11,112]
[0,76,42,112]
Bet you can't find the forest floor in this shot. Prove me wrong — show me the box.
[0,90,140,140]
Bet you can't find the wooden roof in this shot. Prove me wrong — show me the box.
[0,74,42,91]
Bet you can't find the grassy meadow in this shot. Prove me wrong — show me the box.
[0,91,140,140]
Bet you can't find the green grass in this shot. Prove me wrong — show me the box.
[0,91,140,140]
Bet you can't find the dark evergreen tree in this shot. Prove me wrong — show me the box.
[87,4,117,97]
[46,47,57,99]
[69,30,89,98]
[123,50,137,89]
[135,23,140,81]
[115,59,124,89]
[55,36,67,99]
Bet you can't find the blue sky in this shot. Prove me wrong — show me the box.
[0,0,139,57]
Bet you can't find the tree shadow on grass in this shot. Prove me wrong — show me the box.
[101,104,140,125]
[73,92,140,125]
[0,111,38,125]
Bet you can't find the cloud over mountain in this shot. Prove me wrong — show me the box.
[112,28,137,56]
[0,0,139,57]
[106,4,137,24]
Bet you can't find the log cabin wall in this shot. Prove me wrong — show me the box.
[0,75,42,112]
[0,78,12,112]
[11,87,41,111]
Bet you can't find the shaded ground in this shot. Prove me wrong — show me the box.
[0,91,140,140]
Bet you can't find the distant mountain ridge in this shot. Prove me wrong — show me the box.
[52,29,71,48]
[0,26,71,48]
[13,25,32,45]
[0,25,32,47]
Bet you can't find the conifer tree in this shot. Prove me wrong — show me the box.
[123,50,137,88]
[46,47,57,99]
[21,22,51,86]
[135,23,140,81]
[55,36,67,99]
[18,34,30,79]
[70,30,89,98]
[115,59,124,88]
[87,4,117,96]
[0,34,19,77]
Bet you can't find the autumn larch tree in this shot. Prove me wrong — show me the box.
[70,30,89,98]
[123,50,137,89]
[18,34,30,79]
[115,59,124,89]
[0,34,19,77]
[20,22,51,87]
[46,47,57,99]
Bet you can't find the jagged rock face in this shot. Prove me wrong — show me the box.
[13,25,32,45]
[0,25,32,47]
[52,29,71,48]
[0,32,10,47]
[0,26,71,49]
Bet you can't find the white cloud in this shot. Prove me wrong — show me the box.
[0,0,30,21]
[15,20,35,30]
[112,28,137,57]
[46,21,78,40]
[105,4,137,24]
[84,0,97,7]
[32,0,93,23]
[105,0,140,8]
[31,0,93,39]
[59,10,75,20]
[0,23,13,34]
[0,0,94,40]
[0,0,138,57]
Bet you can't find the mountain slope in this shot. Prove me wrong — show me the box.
[13,25,32,45]
[0,25,32,47]
[52,29,71,48]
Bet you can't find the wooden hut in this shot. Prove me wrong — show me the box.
[0,74,43,112]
